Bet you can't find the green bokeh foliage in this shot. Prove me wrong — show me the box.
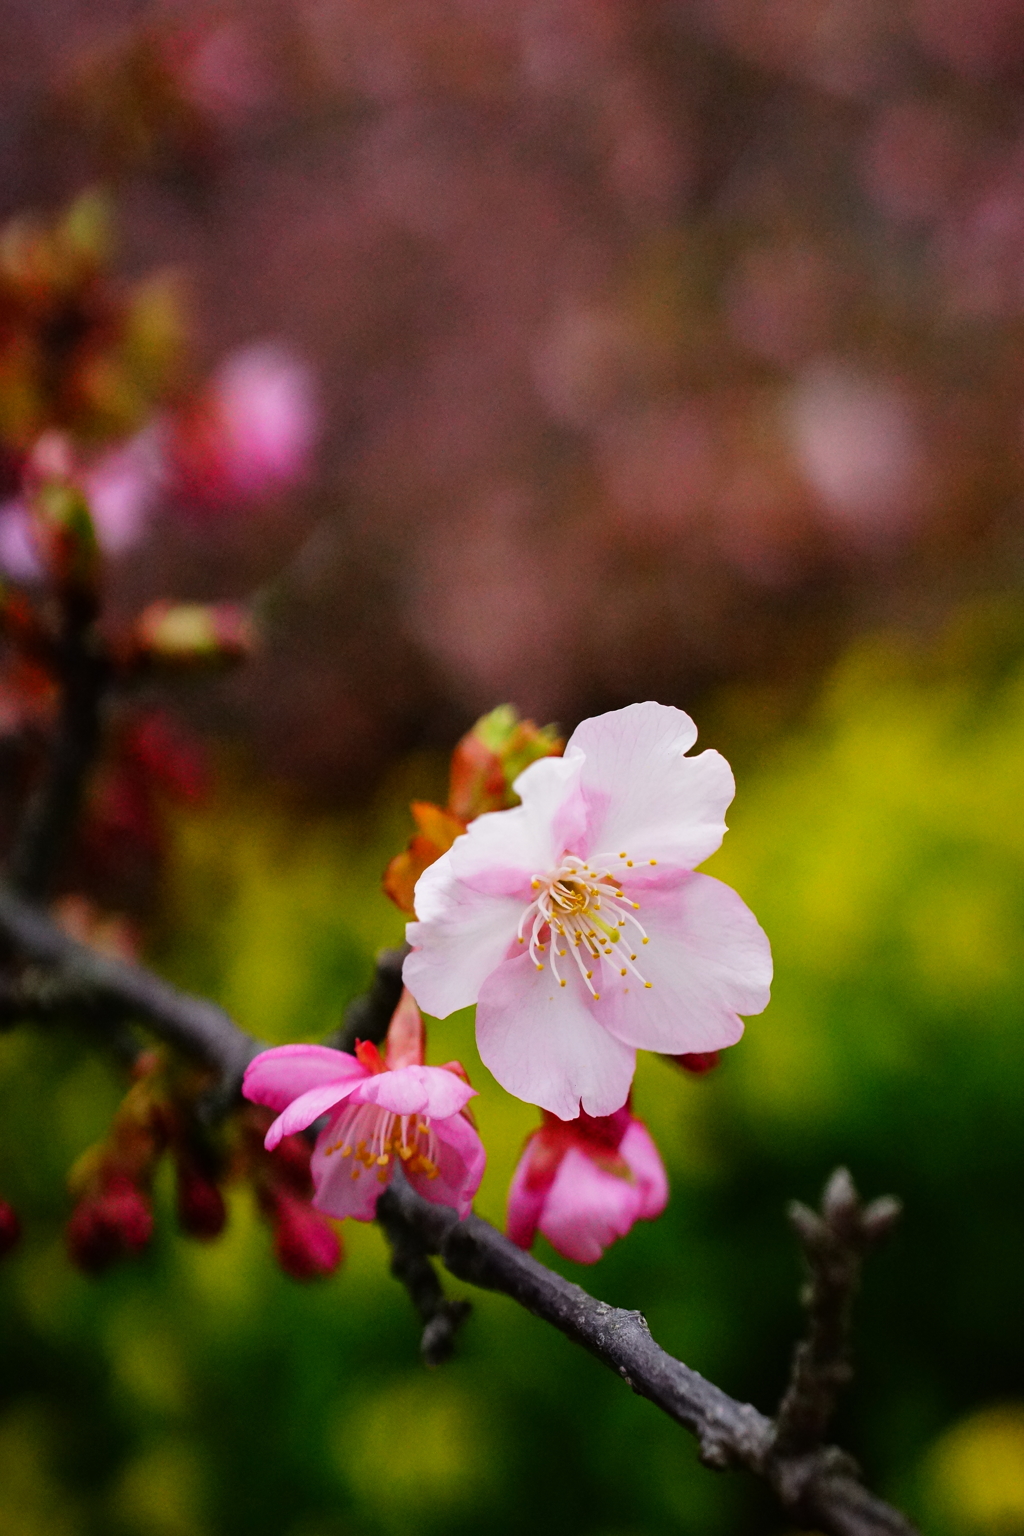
[3,603,1024,1534]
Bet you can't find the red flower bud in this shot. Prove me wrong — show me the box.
[268,1132,316,1197]
[66,1175,153,1273]
[271,1192,342,1281]
[175,1162,227,1240]
[0,1200,21,1260]
[671,1051,721,1076]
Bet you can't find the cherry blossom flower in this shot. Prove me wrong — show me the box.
[242,991,485,1220]
[404,701,771,1119]
[507,1101,668,1264]
[170,344,318,508]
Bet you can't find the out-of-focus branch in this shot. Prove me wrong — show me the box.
[0,881,260,1095]
[0,886,917,1534]
[7,594,107,900]
[775,1168,903,1457]
[324,945,408,1054]
[376,1181,472,1365]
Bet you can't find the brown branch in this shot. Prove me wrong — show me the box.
[0,882,918,1536]
[775,1168,903,1457]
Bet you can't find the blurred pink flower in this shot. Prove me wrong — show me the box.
[243,993,485,1220]
[404,702,772,1120]
[507,1100,667,1264]
[0,427,163,580]
[786,362,926,541]
[171,344,318,508]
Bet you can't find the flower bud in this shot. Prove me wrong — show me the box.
[669,1051,721,1075]
[175,1160,227,1240]
[132,600,256,668]
[28,462,100,601]
[66,1175,153,1273]
[271,1191,342,1281]
[0,1199,21,1260]
[383,705,562,913]
[448,705,563,822]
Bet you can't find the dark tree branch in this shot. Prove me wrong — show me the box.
[324,945,408,1054]
[0,883,918,1536]
[775,1168,903,1456]
[7,596,108,901]
[0,881,261,1096]
[377,1181,472,1365]
[382,1176,917,1536]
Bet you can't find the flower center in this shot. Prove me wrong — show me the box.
[517,854,653,1001]
[322,1101,440,1183]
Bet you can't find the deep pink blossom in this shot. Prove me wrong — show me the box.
[404,702,772,1120]
[242,991,485,1220]
[507,1102,668,1264]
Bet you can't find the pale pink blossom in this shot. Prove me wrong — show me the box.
[242,992,485,1220]
[507,1101,668,1264]
[404,701,771,1120]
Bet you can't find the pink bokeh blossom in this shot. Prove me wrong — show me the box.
[507,1101,667,1264]
[171,344,318,508]
[242,991,485,1220]
[404,702,772,1120]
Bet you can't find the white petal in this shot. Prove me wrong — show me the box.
[404,860,523,1018]
[475,951,636,1119]
[568,702,734,872]
[449,752,586,895]
[596,872,772,1053]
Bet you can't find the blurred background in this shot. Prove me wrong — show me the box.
[2,0,1024,1532]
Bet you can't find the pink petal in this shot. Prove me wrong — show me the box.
[310,1120,389,1221]
[475,950,636,1119]
[354,1064,476,1119]
[447,752,585,897]
[409,1111,486,1217]
[538,1146,642,1263]
[619,1119,669,1220]
[568,702,735,874]
[597,872,772,1054]
[506,1140,549,1249]
[243,1043,367,1113]
[404,858,524,1018]
[264,1078,364,1150]
[0,503,43,582]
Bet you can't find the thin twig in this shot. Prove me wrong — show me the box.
[7,597,107,900]
[377,1179,472,1365]
[775,1168,903,1456]
[0,883,918,1536]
